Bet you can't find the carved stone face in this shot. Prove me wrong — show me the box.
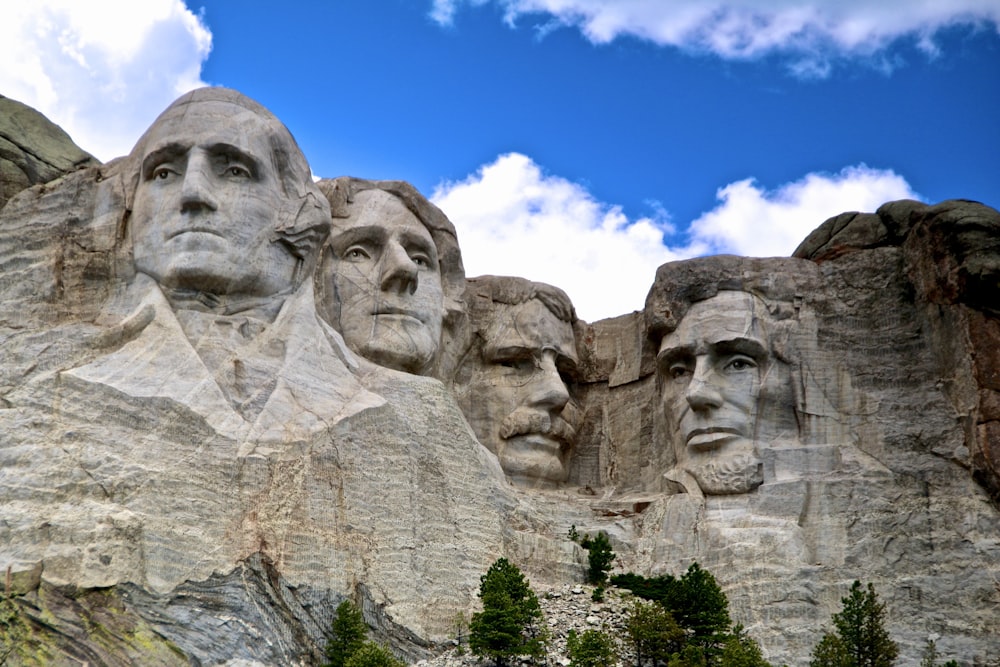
[657,291,772,494]
[131,101,295,298]
[460,299,578,486]
[328,189,444,374]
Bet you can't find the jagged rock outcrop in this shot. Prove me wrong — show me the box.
[1,92,998,667]
[0,95,98,210]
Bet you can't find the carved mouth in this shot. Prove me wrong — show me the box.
[503,433,564,455]
[373,306,425,323]
[685,427,743,449]
[168,227,223,240]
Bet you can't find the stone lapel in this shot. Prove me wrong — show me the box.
[65,273,384,448]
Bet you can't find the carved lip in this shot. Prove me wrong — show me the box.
[168,227,223,239]
[685,427,743,449]
[504,432,564,454]
[373,305,425,323]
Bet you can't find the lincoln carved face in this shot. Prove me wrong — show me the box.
[130,99,299,299]
[455,281,580,488]
[327,189,445,374]
[657,291,779,495]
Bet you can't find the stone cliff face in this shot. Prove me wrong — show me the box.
[1,92,998,667]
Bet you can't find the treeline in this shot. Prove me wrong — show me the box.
[316,532,962,667]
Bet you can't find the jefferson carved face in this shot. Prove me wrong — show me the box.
[131,100,296,298]
[657,291,772,494]
[459,298,578,487]
[328,189,444,374]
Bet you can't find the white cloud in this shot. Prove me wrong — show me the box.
[686,165,920,257]
[433,154,920,321]
[432,153,679,321]
[430,0,1000,73]
[0,0,212,161]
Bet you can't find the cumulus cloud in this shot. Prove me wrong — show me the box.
[432,153,679,321]
[430,0,1000,73]
[686,165,919,257]
[433,154,920,321]
[0,0,212,161]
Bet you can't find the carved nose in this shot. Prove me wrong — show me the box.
[379,242,418,294]
[180,155,218,213]
[527,353,570,413]
[685,358,723,411]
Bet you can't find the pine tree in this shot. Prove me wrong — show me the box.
[343,641,406,667]
[625,599,685,667]
[809,581,898,667]
[325,600,369,667]
[469,558,546,666]
[719,625,773,667]
[567,628,618,667]
[666,563,732,662]
[581,532,616,584]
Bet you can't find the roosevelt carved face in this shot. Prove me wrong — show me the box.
[459,299,578,487]
[327,189,445,374]
[131,101,296,299]
[657,291,778,495]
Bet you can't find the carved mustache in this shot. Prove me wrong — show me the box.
[499,409,577,446]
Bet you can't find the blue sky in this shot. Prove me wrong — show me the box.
[2,1,998,320]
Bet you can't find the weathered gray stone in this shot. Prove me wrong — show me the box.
[451,276,580,488]
[0,87,998,667]
[0,95,98,211]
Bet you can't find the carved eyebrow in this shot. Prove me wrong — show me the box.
[330,225,389,249]
[397,230,437,259]
[204,143,262,177]
[483,344,534,361]
[656,344,694,366]
[712,337,768,359]
[140,142,190,178]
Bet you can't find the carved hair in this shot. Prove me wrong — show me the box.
[644,255,811,363]
[463,275,577,327]
[124,87,331,269]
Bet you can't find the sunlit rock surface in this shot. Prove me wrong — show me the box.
[1,92,997,666]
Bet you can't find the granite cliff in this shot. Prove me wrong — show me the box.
[0,90,997,666]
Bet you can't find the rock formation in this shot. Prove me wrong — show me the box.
[1,89,997,666]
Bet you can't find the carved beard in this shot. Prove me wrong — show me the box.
[686,452,764,495]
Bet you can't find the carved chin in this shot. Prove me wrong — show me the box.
[498,437,569,487]
[359,329,437,374]
[687,453,764,495]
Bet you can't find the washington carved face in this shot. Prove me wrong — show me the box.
[131,101,296,298]
[328,189,445,374]
[463,299,578,486]
[657,291,771,494]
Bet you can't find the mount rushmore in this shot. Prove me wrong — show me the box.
[1,88,998,665]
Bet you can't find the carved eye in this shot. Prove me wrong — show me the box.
[344,246,371,261]
[410,254,428,268]
[668,363,690,380]
[153,167,172,180]
[497,357,536,374]
[724,356,757,372]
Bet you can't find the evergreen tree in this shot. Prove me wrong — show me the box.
[666,563,732,662]
[719,625,772,667]
[469,558,546,666]
[581,532,616,584]
[809,581,898,667]
[625,599,685,667]
[325,600,369,667]
[343,641,405,667]
[567,628,618,667]
[810,634,850,667]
